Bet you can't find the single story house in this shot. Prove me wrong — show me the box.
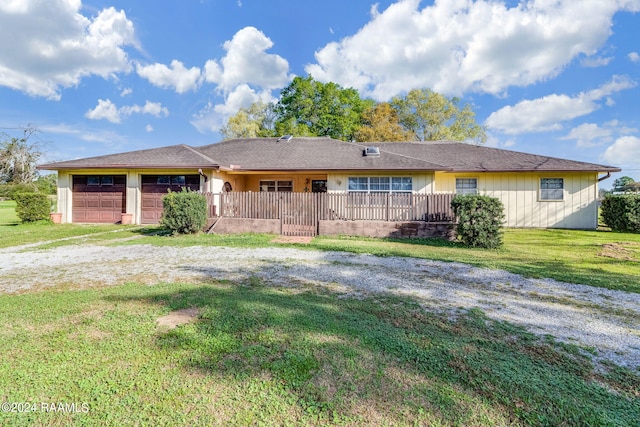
[38,136,620,235]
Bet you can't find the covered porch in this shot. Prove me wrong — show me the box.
[204,191,456,239]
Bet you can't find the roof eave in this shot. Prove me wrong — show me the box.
[37,164,220,170]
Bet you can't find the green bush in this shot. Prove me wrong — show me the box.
[0,183,37,199]
[160,189,207,234]
[451,194,505,249]
[601,194,640,233]
[14,192,52,223]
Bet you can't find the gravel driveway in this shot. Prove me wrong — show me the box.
[1,241,639,369]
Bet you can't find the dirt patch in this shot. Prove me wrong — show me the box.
[156,308,200,330]
[598,243,638,261]
[271,236,314,244]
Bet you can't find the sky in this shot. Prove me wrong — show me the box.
[0,0,639,188]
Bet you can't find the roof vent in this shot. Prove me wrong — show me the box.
[363,146,380,157]
[278,134,293,142]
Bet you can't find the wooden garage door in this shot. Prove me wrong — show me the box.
[141,175,200,224]
[73,175,126,223]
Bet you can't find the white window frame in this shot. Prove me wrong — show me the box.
[347,176,413,194]
[455,178,477,195]
[540,178,564,201]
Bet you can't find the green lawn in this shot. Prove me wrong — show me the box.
[0,280,638,426]
[0,199,19,224]
[1,221,639,425]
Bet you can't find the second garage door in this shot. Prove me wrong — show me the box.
[141,175,200,224]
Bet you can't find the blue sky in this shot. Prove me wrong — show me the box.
[1,0,639,187]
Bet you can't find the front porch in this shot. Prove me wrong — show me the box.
[204,192,456,240]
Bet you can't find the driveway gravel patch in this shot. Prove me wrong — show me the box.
[1,243,639,369]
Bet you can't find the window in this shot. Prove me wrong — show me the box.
[540,178,564,200]
[87,176,113,186]
[456,178,477,195]
[311,180,327,193]
[347,177,413,193]
[100,176,114,186]
[171,175,185,185]
[260,180,293,192]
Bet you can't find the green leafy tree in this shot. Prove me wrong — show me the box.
[612,176,636,193]
[35,173,57,195]
[1,126,44,184]
[220,102,277,140]
[354,102,413,142]
[274,76,373,141]
[391,89,486,143]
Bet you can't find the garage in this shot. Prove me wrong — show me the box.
[72,175,126,223]
[141,175,200,224]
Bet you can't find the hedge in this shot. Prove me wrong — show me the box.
[601,194,640,233]
[14,192,52,223]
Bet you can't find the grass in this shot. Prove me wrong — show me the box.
[0,199,19,224]
[0,279,638,426]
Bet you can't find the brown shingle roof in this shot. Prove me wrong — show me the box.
[38,137,620,173]
[371,141,620,173]
[197,137,450,171]
[38,144,217,169]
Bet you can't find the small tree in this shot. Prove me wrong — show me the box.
[451,194,505,248]
[160,189,207,234]
[14,192,52,223]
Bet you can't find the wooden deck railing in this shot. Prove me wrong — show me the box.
[203,192,455,222]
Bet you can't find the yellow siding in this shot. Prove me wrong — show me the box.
[434,172,599,229]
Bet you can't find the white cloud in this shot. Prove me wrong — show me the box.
[85,99,121,123]
[191,84,274,133]
[192,27,291,133]
[581,56,613,68]
[485,75,636,134]
[120,87,132,97]
[85,99,169,123]
[202,26,291,92]
[0,0,137,100]
[145,124,154,132]
[560,123,614,147]
[603,136,640,167]
[136,60,201,94]
[305,0,636,100]
[628,52,640,62]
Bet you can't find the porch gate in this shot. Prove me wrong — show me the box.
[279,192,319,237]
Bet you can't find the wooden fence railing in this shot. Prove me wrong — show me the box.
[203,192,455,223]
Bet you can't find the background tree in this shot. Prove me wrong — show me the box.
[274,76,373,141]
[390,89,486,143]
[612,176,636,193]
[0,126,44,184]
[354,102,413,142]
[220,102,277,140]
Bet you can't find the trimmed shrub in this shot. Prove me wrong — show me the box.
[451,194,505,249]
[160,189,207,234]
[14,192,52,223]
[601,194,640,233]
